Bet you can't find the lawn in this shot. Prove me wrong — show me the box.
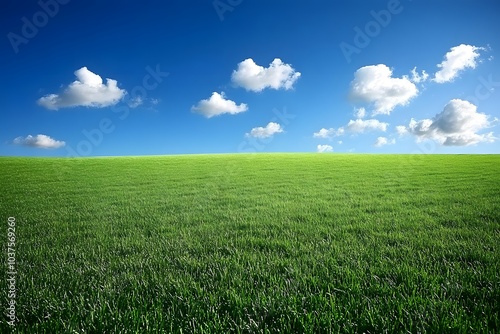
[1,154,499,333]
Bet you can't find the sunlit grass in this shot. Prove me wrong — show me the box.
[1,154,499,332]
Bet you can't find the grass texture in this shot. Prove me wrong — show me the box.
[0,154,499,333]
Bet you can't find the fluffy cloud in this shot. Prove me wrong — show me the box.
[246,122,283,138]
[37,67,126,110]
[349,64,418,115]
[13,134,65,149]
[433,44,483,83]
[399,99,496,146]
[231,58,301,92]
[317,144,333,153]
[346,119,388,133]
[313,127,344,139]
[374,136,396,147]
[191,92,248,118]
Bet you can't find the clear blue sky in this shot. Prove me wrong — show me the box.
[1,0,499,156]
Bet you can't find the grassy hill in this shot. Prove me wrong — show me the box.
[1,154,499,332]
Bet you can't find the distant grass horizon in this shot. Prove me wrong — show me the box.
[1,153,498,333]
[3,151,500,159]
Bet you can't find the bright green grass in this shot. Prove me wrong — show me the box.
[0,154,499,333]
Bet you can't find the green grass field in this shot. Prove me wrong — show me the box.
[1,154,499,333]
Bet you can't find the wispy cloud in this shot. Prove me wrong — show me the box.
[433,44,484,83]
[346,119,388,133]
[409,67,429,84]
[127,96,143,108]
[353,107,366,119]
[314,119,388,140]
[313,127,344,139]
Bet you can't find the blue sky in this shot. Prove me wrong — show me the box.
[1,0,499,157]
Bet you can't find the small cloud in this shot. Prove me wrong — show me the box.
[399,99,496,146]
[409,67,429,83]
[337,140,343,145]
[127,96,143,108]
[314,119,387,142]
[346,119,388,133]
[313,127,344,139]
[433,44,484,83]
[374,136,396,147]
[37,67,126,110]
[126,97,160,110]
[354,107,366,119]
[396,125,408,136]
[231,58,301,92]
[246,122,283,138]
[13,134,65,149]
[349,64,418,115]
[191,92,248,118]
[317,144,333,153]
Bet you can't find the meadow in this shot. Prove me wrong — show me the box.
[0,154,499,333]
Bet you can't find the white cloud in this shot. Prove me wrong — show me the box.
[127,96,143,108]
[231,58,301,92]
[409,67,429,83]
[246,122,283,138]
[349,64,418,115]
[396,125,408,136]
[337,140,343,145]
[317,144,333,153]
[346,119,388,133]
[37,67,126,110]
[374,136,396,147]
[314,119,387,141]
[191,92,248,118]
[13,134,65,149]
[354,107,366,119]
[313,127,345,139]
[399,99,496,146]
[433,44,483,83]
